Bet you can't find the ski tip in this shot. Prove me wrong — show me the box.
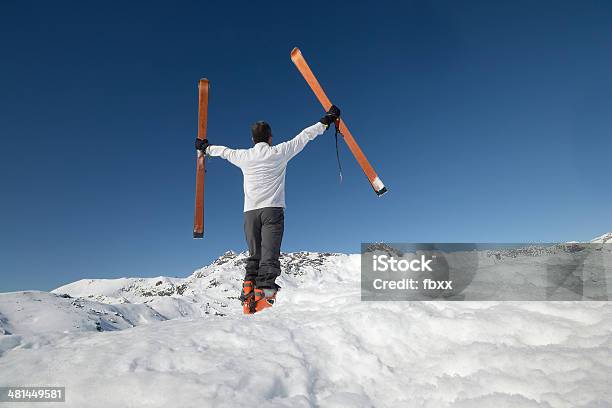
[193,231,204,239]
[199,78,209,86]
[290,47,301,59]
[375,187,388,197]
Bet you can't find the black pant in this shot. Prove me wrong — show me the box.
[243,207,284,288]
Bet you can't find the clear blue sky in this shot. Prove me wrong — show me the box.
[1,1,611,292]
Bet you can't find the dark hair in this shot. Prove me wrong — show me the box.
[251,121,272,144]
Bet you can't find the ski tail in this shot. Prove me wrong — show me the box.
[193,78,209,238]
[290,48,387,196]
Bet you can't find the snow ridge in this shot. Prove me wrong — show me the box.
[591,232,612,244]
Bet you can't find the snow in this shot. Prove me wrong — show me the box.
[0,244,611,407]
[591,232,612,244]
[0,291,166,336]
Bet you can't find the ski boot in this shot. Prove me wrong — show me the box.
[240,280,256,314]
[253,287,278,313]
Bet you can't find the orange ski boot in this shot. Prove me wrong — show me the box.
[254,288,278,313]
[240,280,256,314]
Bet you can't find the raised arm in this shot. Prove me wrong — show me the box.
[275,105,341,161]
[274,122,326,161]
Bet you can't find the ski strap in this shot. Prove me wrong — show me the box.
[334,121,343,183]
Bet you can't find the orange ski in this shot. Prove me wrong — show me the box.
[290,48,387,196]
[193,78,209,238]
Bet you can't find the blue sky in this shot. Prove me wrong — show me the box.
[1,1,611,292]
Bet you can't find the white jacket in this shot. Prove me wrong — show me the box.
[206,122,327,212]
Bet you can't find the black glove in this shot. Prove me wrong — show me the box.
[319,105,341,126]
[195,138,211,152]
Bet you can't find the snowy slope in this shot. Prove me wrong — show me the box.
[0,291,166,336]
[591,232,612,244]
[0,244,611,407]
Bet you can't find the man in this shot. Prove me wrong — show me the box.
[195,105,341,314]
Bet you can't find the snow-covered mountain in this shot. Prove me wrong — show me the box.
[0,240,611,407]
[52,251,348,323]
[591,232,612,244]
[0,251,349,337]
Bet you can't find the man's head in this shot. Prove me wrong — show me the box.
[251,121,272,145]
